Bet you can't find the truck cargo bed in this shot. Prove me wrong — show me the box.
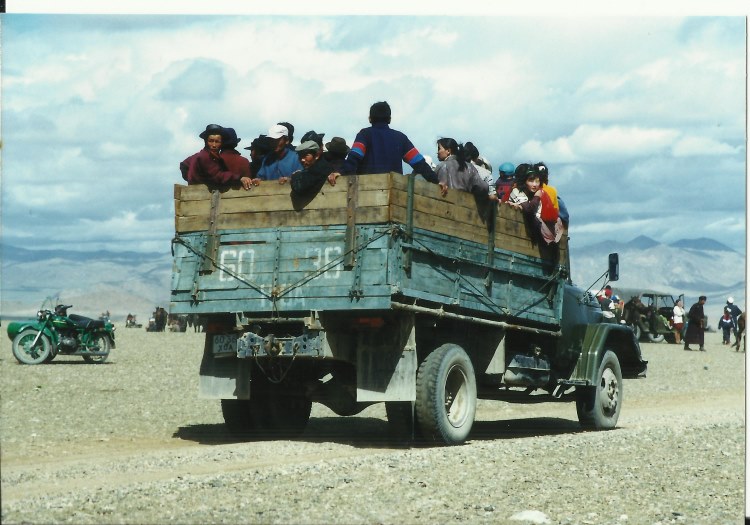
[170,173,568,327]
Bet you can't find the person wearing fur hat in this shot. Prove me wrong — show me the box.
[290,140,336,196]
[257,124,303,184]
[220,128,257,188]
[180,124,252,189]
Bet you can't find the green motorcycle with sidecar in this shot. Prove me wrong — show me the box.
[6,304,116,364]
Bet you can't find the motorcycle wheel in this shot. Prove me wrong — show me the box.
[83,333,111,364]
[12,330,52,365]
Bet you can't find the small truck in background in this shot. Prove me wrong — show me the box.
[170,172,647,445]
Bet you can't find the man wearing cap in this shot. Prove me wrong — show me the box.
[332,101,441,189]
[725,297,742,345]
[180,124,253,189]
[495,162,515,202]
[257,124,303,184]
[290,140,336,196]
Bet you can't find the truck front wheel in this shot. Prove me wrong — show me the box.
[576,350,622,430]
[415,344,477,445]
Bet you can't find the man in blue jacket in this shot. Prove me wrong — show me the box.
[332,101,444,194]
[257,124,303,184]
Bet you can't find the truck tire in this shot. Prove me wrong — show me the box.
[576,350,622,430]
[415,344,476,446]
[221,391,312,437]
[263,392,312,437]
[12,330,52,365]
[220,399,264,433]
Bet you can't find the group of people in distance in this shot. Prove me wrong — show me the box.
[180,100,568,249]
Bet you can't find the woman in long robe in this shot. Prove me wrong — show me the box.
[684,296,707,351]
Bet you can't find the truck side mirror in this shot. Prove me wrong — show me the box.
[608,253,619,282]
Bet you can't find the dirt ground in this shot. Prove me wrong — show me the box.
[0,325,745,524]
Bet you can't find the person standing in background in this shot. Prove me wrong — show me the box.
[672,299,686,345]
[725,297,742,346]
[718,308,736,345]
[684,296,707,352]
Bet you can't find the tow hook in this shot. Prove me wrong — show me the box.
[263,334,282,357]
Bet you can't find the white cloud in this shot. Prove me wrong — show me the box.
[671,135,742,157]
[1,15,745,256]
[517,125,681,163]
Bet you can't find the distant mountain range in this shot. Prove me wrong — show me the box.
[569,236,745,322]
[1,236,745,324]
[1,245,173,322]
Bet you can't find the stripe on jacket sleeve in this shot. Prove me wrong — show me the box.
[403,147,424,165]
[349,141,366,158]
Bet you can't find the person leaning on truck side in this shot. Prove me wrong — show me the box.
[495,162,516,202]
[329,101,447,195]
[180,124,252,188]
[534,161,569,228]
[507,165,563,245]
[464,141,497,201]
[323,136,350,172]
[244,134,274,178]
[257,124,304,184]
[684,295,707,351]
[220,127,257,189]
[290,140,337,196]
[435,138,489,198]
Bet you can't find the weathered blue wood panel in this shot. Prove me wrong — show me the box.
[171,222,563,327]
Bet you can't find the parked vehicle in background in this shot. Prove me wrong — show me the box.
[620,289,679,343]
[170,173,647,445]
[6,304,115,364]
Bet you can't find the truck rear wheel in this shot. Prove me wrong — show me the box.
[415,344,476,445]
[576,350,622,430]
[221,385,312,438]
[262,390,312,437]
[220,399,264,433]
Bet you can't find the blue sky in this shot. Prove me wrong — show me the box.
[1,9,747,253]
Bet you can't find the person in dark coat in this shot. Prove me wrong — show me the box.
[220,127,257,188]
[333,101,444,192]
[180,124,252,189]
[244,135,274,178]
[290,140,336,196]
[323,136,350,172]
[684,295,707,351]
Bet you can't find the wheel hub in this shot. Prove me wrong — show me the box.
[599,368,619,413]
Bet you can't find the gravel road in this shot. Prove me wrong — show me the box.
[1,326,745,524]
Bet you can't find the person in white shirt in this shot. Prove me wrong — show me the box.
[672,299,686,344]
